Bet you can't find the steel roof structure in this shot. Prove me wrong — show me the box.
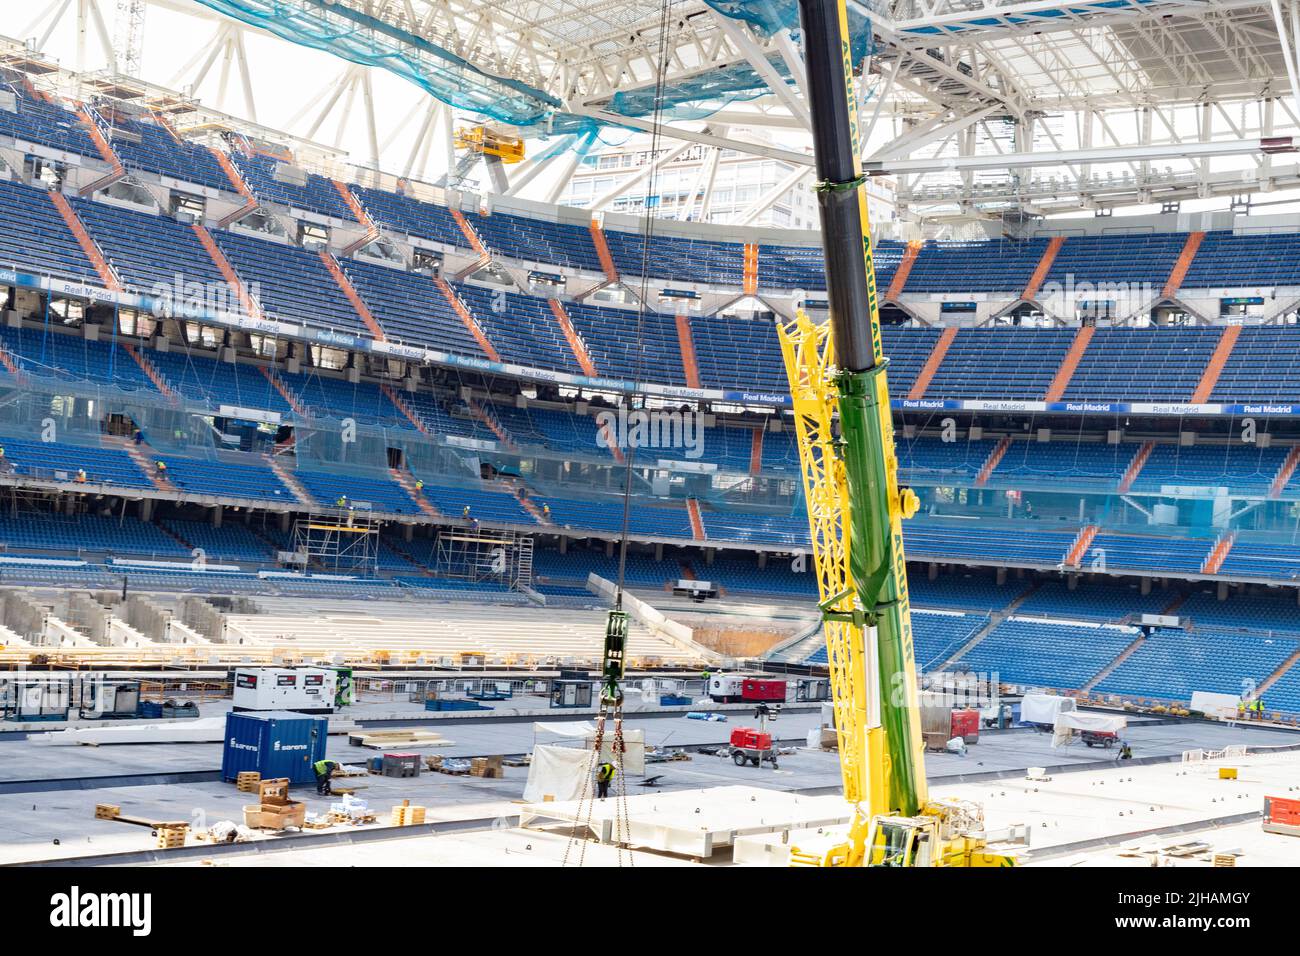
[12,0,1300,222]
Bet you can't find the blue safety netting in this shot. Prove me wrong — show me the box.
[193,0,879,133]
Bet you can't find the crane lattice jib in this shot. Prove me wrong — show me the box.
[784,0,928,825]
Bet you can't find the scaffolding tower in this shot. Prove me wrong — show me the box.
[291,511,380,576]
[433,528,533,590]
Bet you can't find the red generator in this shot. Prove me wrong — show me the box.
[950,708,980,744]
[741,679,787,703]
[729,727,778,768]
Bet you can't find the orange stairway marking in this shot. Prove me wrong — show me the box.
[589,220,619,283]
[391,466,440,517]
[1190,324,1240,403]
[450,208,489,256]
[975,436,1011,487]
[467,398,519,452]
[1201,532,1235,575]
[516,488,551,525]
[1043,325,1095,402]
[114,436,174,492]
[687,498,706,541]
[48,191,120,290]
[334,180,383,255]
[907,326,957,400]
[258,366,308,419]
[674,314,701,389]
[121,343,177,402]
[209,148,260,227]
[749,428,764,476]
[1163,231,1205,299]
[319,250,387,341]
[742,243,759,296]
[548,298,598,376]
[431,276,501,362]
[1118,440,1154,493]
[381,384,431,437]
[886,240,923,300]
[263,454,316,507]
[1270,445,1300,499]
[1065,524,1099,568]
[0,342,26,383]
[190,223,260,318]
[1022,235,1065,301]
[75,106,125,196]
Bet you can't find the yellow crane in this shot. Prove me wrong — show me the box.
[777,0,1016,867]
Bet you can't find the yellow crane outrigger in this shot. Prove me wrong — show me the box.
[777,0,1015,868]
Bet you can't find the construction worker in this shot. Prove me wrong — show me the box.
[1119,741,1133,760]
[462,505,471,519]
[542,502,550,519]
[1254,697,1265,720]
[76,468,87,483]
[415,478,424,492]
[595,761,616,800]
[313,758,341,796]
[336,494,347,509]
[154,459,167,476]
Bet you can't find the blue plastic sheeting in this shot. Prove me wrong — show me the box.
[702,0,877,60]
[191,0,877,131]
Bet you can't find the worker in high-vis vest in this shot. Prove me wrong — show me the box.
[595,761,616,800]
[313,758,341,796]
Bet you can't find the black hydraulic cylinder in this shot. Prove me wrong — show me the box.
[797,0,879,375]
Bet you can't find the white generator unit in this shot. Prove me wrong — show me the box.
[232,667,338,714]
[708,674,747,703]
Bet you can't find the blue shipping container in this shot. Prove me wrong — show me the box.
[221,710,328,785]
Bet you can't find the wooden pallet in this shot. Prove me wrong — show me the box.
[155,826,188,849]
[391,800,426,826]
[236,772,261,793]
[94,804,188,829]
[348,729,453,750]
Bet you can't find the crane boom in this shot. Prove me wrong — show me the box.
[779,0,1015,867]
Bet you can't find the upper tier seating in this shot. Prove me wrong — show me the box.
[213,229,363,333]
[926,329,1076,400]
[601,229,745,286]
[0,78,99,156]
[72,196,231,295]
[1043,232,1186,288]
[1210,327,1300,404]
[236,153,357,221]
[454,282,581,373]
[1181,231,1300,287]
[104,115,231,193]
[0,179,98,282]
[1064,327,1221,402]
[464,209,603,272]
[906,238,1048,293]
[350,185,466,247]
[341,256,487,355]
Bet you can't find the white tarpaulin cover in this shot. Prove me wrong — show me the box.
[523,744,593,803]
[1190,691,1241,720]
[1052,711,1127,747]
[533,722,646,774]
[1021,693,1076,725]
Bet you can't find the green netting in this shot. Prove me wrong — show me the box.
[190,0,880,132]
